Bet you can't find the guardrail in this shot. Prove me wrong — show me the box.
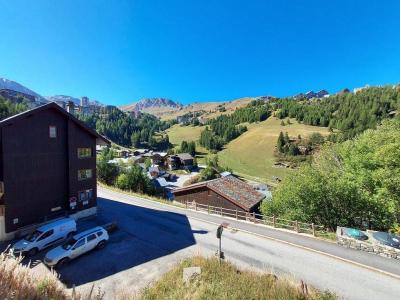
[185,201,326,237]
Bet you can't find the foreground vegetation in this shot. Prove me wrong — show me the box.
[262,118,400,231]
[0,252,69,300]
[140,256,336,300]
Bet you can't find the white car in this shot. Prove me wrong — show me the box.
[12,218,77,257]
[44,226,109,267]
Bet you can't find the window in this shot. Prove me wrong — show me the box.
[78,169,92,181]
[38,229,54,241]
[97,231,103,237]
[78,148,92,158]
[87,234,97,242]
[73,239,85,249]
[49,126,57,138]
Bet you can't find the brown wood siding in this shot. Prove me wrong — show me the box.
[67,120,97,212]
[2,109,69,232]
[174,186,248,214]
[1,108,98,233]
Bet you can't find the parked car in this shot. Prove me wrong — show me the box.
[372,232,400,249]
[343,227,369,241]
[44,226,109,267]
[12,218,76,256]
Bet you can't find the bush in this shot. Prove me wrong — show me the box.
[263,119,400,231]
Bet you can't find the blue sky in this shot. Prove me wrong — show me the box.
[1,1,400,106]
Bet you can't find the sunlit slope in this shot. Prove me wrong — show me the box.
[218,117,330,183]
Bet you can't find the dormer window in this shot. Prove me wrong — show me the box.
[49,126,57,138]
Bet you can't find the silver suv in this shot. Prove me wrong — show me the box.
[44,226,109,267]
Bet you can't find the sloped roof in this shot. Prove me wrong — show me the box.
[0,102,110,145]
[173,175,265,211]
[176,153,193,161]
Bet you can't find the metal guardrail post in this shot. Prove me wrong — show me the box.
[236,209,238,220]
[220,206,223,216]
[253,212,256,223]
[295,220,299,232]
[273,215,276,227]
[312,223,316,236]
[208,205,210,214]
[185,201,188,209]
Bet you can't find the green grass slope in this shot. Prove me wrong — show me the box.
[218,117,330,183]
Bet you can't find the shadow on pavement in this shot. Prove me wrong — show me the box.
[56,197,202,287]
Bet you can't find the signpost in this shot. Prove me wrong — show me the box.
[216,222,229,264]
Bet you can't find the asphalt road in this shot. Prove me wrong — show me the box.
[96,186,400,300]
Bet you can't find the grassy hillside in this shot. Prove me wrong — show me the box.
[218,117,330,183]
[159,97,254,121]
[166,124,211,164]
[140,256,336,300]
[167,118,330,181]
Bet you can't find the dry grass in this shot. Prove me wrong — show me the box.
[157,97,254,121]
[0,250,108,300]
[0,251,69,300]
[140,256,336,300]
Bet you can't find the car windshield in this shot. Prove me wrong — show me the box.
[24,230,43,242]
[62,238,77,250]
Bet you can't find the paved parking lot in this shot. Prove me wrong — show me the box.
[0,197,213,299]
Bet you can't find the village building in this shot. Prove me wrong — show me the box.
[167,155,180,170]
[151,152,167,167]
[172,175,265,214]
[167,153,194,171]
[0,103,109,241]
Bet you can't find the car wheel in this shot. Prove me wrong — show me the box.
[57,257,70,268]
[27,247,38,257]
[96,240,106,249]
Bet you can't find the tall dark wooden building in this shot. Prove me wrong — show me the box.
[0,103,109,241]
[173,175,265,214]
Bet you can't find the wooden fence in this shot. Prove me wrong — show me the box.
[185,201,326,237]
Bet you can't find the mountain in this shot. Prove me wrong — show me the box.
[0,78,44,99]
[121,98,182,112]
[45,95,80,105]
[294,90,329,99]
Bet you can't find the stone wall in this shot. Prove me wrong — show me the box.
[336,227,400,260]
